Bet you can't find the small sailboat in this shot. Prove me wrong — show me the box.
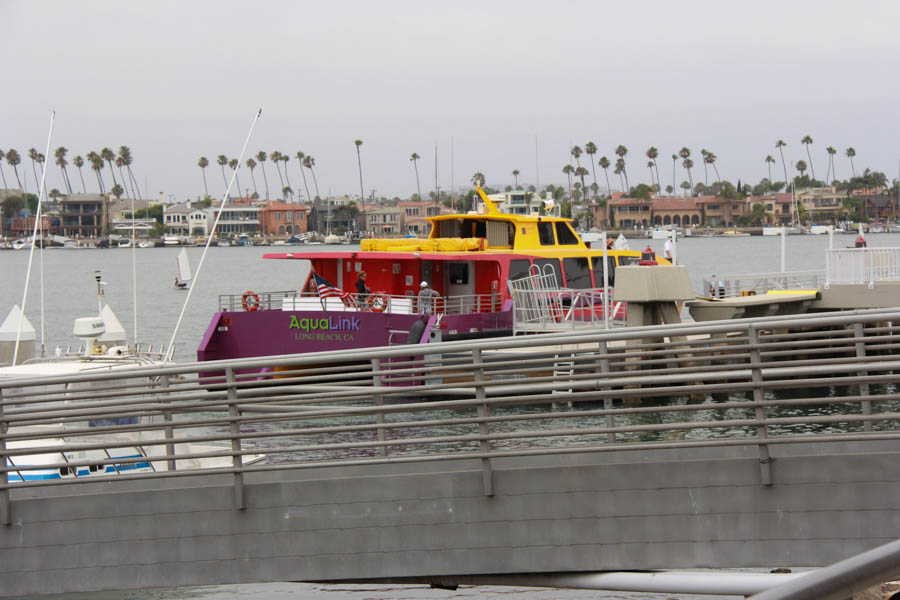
[174,248,192,289]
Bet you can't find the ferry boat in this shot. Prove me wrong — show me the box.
[197,187,669,364]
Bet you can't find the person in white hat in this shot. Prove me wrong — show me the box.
[417,280,441,315]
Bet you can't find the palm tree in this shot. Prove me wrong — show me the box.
[671,154,678,196]
[351,139,365,203]
[197,156,210,198]
[561,164,574,200]
[825,146,837,183]
[100,147,118,188]
[615,146,629,191]
[110,183,124,199]
[228,159,244,199]
[54,147,72,194]
[302,155,321,201]
[700,149,710,185]
[471,172,486,186]
[705,151,720,182]
[28,148,40,191]
[117,146,139,200]
[512,169,520,188]
[585,141,598,198]
[613,159,625,192]
[645,146,660,188]
[73,155,86,192]
[115,157,128,196]
[680,181,691,196]
[0,150,7,192]
[216,155,229,192]
[281,154,293,199]
[245,157,258,197]
[765,155,776,184]
[647,161,655,185]
[89,154,105,193]
[294,151,311,203]
[598,156,612,196]
[571,145,583,171]
[845,147,856,178]
[776,140,789,185]
[801,135,816,180]
[410,152,422,200]
[679,147,693,191]
[6,149,23,192]
[796,159,808,178]
[270,151,285,191]
[257,151,270,200]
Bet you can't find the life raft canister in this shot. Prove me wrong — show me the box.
[639,246,658,265]
[855,236,867,248]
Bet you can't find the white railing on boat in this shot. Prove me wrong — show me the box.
[219,291,504,315]
[826,247,900,286]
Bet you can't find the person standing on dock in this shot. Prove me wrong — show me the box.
[355,271,371,309]
[664,235,673,262]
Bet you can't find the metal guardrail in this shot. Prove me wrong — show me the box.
[2,307,900,525]
[826,247,900,286]
[703,270,825,298]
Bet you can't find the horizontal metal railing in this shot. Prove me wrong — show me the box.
[219,290,504,315]
[511,287,626,332]
[2,307,900,520]
[826,247,900,286]
[703,270,825,298]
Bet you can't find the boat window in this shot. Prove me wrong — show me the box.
[449,263,469,284]
[538,222,555,245]
[563,257,592,289]
[591,256,617,287]
[509,259,531,281]
[618,255,639,266]
[474,221,486,238]
[555,222,580,245]
[486,221,513,247]
[534,258,564,287]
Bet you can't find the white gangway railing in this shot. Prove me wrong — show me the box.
[508,264,624,333]
[826,247,900,287]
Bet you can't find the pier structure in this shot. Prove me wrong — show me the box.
[2,308,900,597]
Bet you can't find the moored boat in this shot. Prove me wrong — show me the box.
[198,186,670,366]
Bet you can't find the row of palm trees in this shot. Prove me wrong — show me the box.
[1,145,140,200]
[549,138,867,203]
[198,150,324,203]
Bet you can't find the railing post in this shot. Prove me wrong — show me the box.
[159,375,176,472]
[597,341,616,444]
[1,388,9,525]
[854,323,873,431]
[225,368,245,510]
[370,358,388,457]
[472,348,494,497]
[748,327,773,485]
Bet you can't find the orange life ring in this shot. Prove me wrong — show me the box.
[242,290,261,312]
[370,293,388,312]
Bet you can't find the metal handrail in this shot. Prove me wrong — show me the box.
[218,290,504,314]
[2,307,900,506]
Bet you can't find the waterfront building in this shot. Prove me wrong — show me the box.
[362,205,402,235]
[397,200,444,235]
[60,193,108,238]
[650,197,702,227]
[163,202,191,236]
[695,195,750,227]
[258,202,309,237]
[209,199,261,236]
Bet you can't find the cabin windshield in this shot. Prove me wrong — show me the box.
[434,218,514,248]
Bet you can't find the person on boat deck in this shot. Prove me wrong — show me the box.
[664,237,673,261]
[417,281,441,315]
[606,238,615,250]
[355,271,371,307]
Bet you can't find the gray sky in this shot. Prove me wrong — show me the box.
[3,0,900,202]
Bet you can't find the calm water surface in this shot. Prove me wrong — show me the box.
[4,233,899,600]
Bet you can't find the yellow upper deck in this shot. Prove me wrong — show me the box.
[360,186,588,254]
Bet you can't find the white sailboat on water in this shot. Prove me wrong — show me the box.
[174,248,192,289]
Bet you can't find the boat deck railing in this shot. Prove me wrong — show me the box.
[219,290,505,315]
[4,306,900,523]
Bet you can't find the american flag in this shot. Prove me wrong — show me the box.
[313,273,351,300]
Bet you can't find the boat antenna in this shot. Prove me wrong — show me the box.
[164,108,262,363]
[13,110,55,365]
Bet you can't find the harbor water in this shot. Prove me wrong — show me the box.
[4,232,900,600]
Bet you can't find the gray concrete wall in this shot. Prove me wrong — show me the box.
[2,440,900,597]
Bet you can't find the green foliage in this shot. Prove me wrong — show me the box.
[2,195,24,219]
[629,183,653,200]
[134,204,164,223]
[150,222,167,236]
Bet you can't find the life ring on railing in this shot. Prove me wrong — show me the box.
[242,290,261,312]
[370,293,388,312]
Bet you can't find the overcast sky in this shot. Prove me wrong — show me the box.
[3,0,899,202]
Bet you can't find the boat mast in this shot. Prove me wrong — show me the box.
[13,110,55,364]
[165,109,262,364]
